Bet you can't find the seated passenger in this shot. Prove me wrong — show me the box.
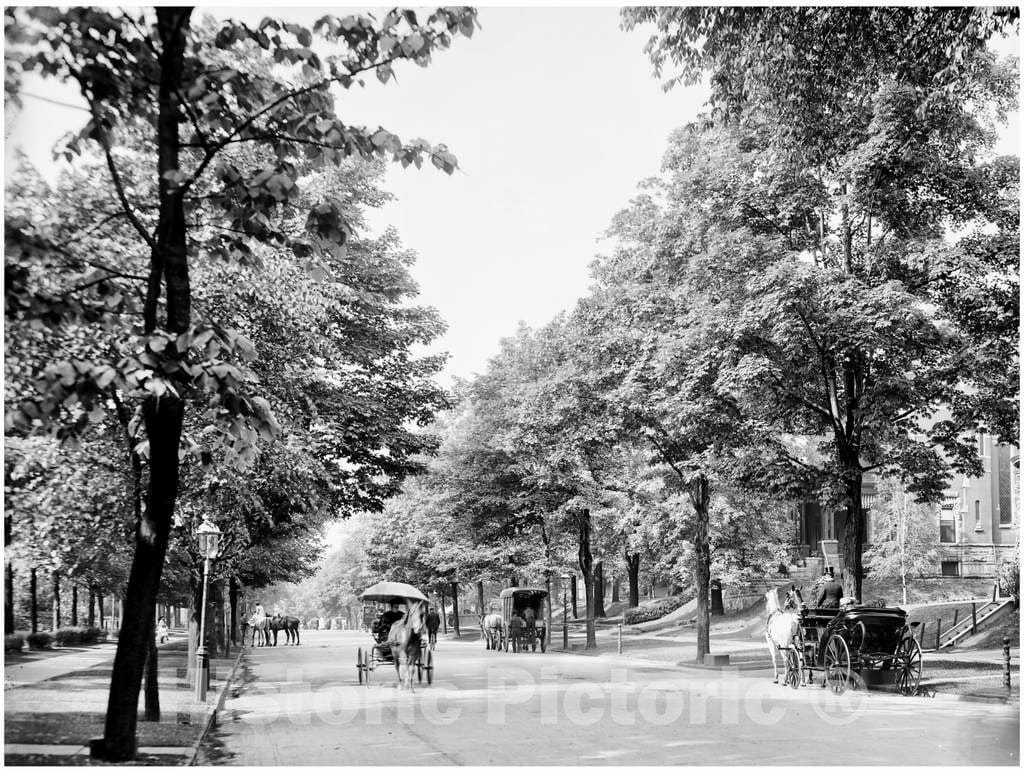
[378,602,405,635]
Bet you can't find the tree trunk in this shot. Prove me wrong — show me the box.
[544,574,552,646]
[690,474,712,663]
[594,560,606,618]
[5,564,14,634]
[840,466,866,602]
[71,585,78,626]
[95,9,192,761]
[52,572,60,631]
[450,582,460,637]
[570,574,578,619]
[577,510,596,649]
[229,577,238,646]
[143,635,159,721]
[4,510,13,633]
[30,567,37,634]
[611,575,619,603]
[97,394,185,760]
[186,582,200,684]
[476,580,485,616]
[439,586,447,634]
[97,593,105,629]
[626,551,640,609]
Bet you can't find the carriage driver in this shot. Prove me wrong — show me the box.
[816,569,843,608]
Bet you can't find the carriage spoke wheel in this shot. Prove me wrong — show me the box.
[784,648,801,689]
[895,636,923,696]
[425,649,434,685]
[357,648,364,685]
[824,635,852,695]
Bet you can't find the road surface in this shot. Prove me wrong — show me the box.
[202,630,1019,765]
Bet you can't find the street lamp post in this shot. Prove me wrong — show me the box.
[195,519,222,702]
[560,573,570,650]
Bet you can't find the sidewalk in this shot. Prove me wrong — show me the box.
[4,630,242,765]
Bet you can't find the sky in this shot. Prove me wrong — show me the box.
[4,5,710,385]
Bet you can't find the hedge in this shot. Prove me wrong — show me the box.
[5,633,25,652]
[623,596,688,625]
[27,631,54,650]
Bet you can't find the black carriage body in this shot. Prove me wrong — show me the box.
[802,606,909,666]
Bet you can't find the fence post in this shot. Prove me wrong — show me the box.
[993,583,999,603]
[935,618,942,650]
[617,623,622,655]
[951,609,959,630]
[1004,637,1012,689]
[971,602,978,635]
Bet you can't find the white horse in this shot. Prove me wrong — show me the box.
[480,613,503,650]
[248,604,270,647]
[764,586,804,684]
[388,602,425,690]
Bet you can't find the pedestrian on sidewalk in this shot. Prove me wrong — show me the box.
[156,617,169,644]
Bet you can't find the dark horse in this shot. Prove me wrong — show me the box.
[269,614,301,646]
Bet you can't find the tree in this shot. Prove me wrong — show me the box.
[620,7,1019,599]
[5,7,475,760]
[863,478,941,605]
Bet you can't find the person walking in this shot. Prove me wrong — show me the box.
[425,605,441,650]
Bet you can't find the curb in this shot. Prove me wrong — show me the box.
[187,647,245,767]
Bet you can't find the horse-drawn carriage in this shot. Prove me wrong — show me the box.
[767,588,923,695]
[355,581,434,687]
[483,587,547,653]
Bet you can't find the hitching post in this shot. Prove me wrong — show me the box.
[618,623,622,655]
[1004,637,1012,689]
[935,618,941,650]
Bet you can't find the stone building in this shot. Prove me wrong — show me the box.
[793,430,1018,579]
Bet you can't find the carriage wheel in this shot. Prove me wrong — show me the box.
[784,648,801,689]
[824,635,852,695]
[357,648,364,685]
[425,649,434,685]
[895,636,923,696]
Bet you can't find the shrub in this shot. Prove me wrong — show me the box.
[80,626,105,644]
[54,627,84,646]
[27,631,53,650]
[999,550,1020,604]
[623,596,688,625]
[5,633,25,652]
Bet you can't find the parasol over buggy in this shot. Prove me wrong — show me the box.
[355,581,434,686]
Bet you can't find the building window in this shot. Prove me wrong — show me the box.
[978,431,986,456]
[940,518,956,543]
[941,561,960,577]
[998,448,1013,525]
[974,500,982,531]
